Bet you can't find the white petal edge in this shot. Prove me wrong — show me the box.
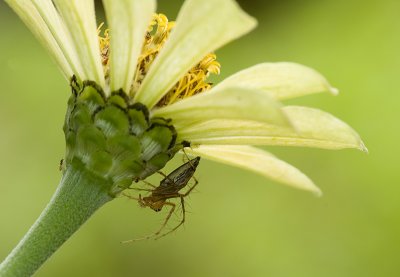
[134,0,257,108]
[212,62,338,100]
[103,0,156,93]
[53,0,104,87]
[5,0,73,79]
[153,87,291,128]
[185,145,321,195]
[31,0,84,79]
[177,106,367,152]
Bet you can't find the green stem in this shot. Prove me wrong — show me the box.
[0,162,113,277]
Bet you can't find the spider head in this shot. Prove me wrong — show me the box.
[139,195,165,212]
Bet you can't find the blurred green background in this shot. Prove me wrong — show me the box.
[0,0,399,276]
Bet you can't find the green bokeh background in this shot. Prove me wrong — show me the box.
[0,0,399,276]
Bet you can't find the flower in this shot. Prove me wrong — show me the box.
[5,0,366,196]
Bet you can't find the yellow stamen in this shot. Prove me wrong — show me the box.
[98,14,221,105]
[98,23,110,80]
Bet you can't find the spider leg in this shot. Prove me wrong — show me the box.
[122,193,147,208]
[141,180,157,189]
[182,148,196,167]
[121,201,176,243]
[127,179,157,192]
[181,141,197,165]
[152,177,198,239]
[157,170,175,184]
[157,171,168,178]
[182,176,199,196]
[155,196,186,240]
[122,193,140,201]
[181,148,189,163]
[126,187,153,192]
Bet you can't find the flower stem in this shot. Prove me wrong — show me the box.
[0,161,113,277]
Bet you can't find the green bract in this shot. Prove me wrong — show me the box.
[64,78,181,196]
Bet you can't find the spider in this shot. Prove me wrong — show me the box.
[122,156,200,242]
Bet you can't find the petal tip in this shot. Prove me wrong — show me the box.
[329,87,340,95]
[234,0,258,30]
[248,15,258,30]
[312,187,323,197]
[359,141,369,154]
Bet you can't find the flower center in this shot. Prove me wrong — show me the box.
[98,14,221,106]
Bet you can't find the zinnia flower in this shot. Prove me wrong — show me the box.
[5,0,365,195]
[0,0,366,275]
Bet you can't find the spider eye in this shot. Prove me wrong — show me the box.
[156,208,162,212]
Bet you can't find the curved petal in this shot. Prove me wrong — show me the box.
[103,0,156,93]
[32,0,84,79]
[185,145,321,195]
[153,87,291,128]
[5,0,73,79]
[212,62,338,100]
[178,106,367,152]
[53,0,104,87]
[134,0,257,108]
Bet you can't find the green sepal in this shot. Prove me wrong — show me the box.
[128,102,150,136]
[77,82,106,114]
[139,152,171,179]
[94,106,130,137]
[86,151,113,176]
[76,125,107,154]
[107,135,141,160]
[140,124,176,161]
[63,79,182,196]
[70,104,91,130]
[108,90,129,109]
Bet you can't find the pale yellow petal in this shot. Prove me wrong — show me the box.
[178,106,367,152]
[212,62,338,100]
[5,0,73,79]
[153,87,291,128]
[53,0,104,87]
[103,0,156,93]
[134,0,257,108]
[185,145,321,195]
[32,0,84,78]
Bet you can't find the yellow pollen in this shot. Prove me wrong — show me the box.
[98,23,110,80]
[98,14,221,105]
